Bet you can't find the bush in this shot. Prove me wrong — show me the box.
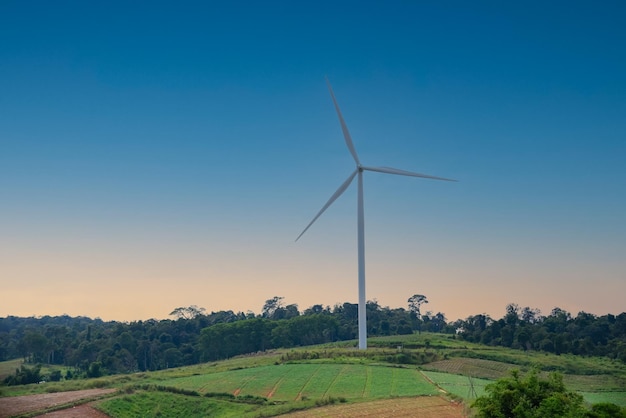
[472,369,586,417]
[587,403,626,418]
[3,364,43,386]
[87,362,103,378]
[49,370,62,382]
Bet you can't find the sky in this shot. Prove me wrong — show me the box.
[1,1,625,323]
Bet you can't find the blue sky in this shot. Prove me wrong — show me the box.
[1,1,625,321]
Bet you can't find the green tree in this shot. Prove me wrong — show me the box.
[4,364,43,385]
[22,331,49,363]
[87,361,103,378]
[49,370,62,381]
[262,296,284,319]
[169,305,206,320]
[407,294,428,334]
[587,403,626,418]
[472,369,587,418]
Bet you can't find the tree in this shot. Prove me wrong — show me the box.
[505,303,521,327]
[87,361,103,378]
[22,331,49,363]
[407,294,428,334]
[430,312,447,332]
[262,296,284,319]
[521,306,542,324]
[587,403,626,418]
[169,305,206,320]
[304,304,329,315]
[473,369,587,417]
[4,364,43,385]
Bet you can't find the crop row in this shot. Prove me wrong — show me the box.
[160,364,438,401]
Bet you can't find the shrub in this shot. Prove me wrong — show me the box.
[471,369,622,418]
[4,364,42,386]
[49,370,62,382]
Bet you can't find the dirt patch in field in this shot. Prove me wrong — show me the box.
[0,388,115,418]
[37,404,110,417]
[279,396,465,417]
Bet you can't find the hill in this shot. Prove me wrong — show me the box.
[1,332,625,417]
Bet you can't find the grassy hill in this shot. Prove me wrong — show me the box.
[1,332,625,417]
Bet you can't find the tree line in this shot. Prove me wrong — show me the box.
[454,303,626,362]
[0,296,447,379]
[1,298,625,382]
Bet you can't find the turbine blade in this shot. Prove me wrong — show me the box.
[361,165,457,182]
[296,169,358,242]
[326,77,360,165]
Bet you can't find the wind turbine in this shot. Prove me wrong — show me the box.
[296,79,456,349]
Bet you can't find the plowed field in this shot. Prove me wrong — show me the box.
[0,388,115,418]
[279,396,465,417]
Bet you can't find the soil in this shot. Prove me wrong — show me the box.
[37,404,111,417]
[279,396,465,418]
[0,388,115,418]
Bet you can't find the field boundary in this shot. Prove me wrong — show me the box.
[0,388,117,418]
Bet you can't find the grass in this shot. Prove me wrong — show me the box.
[160,363,438,401]
[422,358,515,380]
[96,391,259,418]
[423,366,626,408]
[562,373,626,392]
[0,358,23,381]
[422,370,490,400]
[579,391,626,407]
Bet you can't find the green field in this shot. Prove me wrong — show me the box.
[422,370,490,400]
[423,368,626,408]
[578,391,626,407]
[160,363,438,401]
[97,391,259,418]
[0,358,23,381]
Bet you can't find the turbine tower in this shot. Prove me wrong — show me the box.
[297,79,456,349]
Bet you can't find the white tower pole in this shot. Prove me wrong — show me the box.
[357,168,367,349]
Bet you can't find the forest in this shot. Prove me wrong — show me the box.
[1,297,625,381]
[455,303,626,361]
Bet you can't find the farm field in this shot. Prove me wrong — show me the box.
[422,360,626,407]
[578,391,626,407]
[160,363,439,401]
[422,371,490,400]
[422,358,513,380]
[277,396,464,417]
[97,391,259,418]
[0,388,115,418]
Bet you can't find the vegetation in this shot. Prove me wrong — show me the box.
[158,363,438,400]
[1,299,626,417]
[0,298,448,378]
[1,333,625,417]
[3,300,624,382]
[472,369,626,418]
[3,363,43,385]
[456,304,626,362]
[97,390,259,418]
[423,370,490,399]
